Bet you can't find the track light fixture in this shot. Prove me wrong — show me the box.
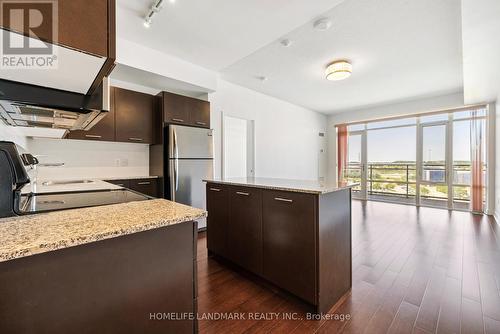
[143,0,167,28]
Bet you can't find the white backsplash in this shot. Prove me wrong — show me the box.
[26,138,150,181]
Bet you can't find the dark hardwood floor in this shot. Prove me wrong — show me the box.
[197,200,500,333]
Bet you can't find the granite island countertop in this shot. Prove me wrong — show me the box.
[203,177,357,195]
[0,199,206,263]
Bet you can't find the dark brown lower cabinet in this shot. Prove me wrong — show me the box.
[228,186,262,274]
[262,190,316,304]
[128,178,159,198]
[105,178,159,198]
[206,184,229,257]
[0,222,198,334]
[206,183,352,313]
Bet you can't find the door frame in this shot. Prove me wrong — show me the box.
[221,113,256,178]
[347,130,368,200]
[416,119,452,209]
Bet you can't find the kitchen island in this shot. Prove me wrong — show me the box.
[204,177,354,314]
[0,199,206,334]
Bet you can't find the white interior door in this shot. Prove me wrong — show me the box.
[222,115,255,178]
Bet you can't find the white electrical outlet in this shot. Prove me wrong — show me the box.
[119,158,129,167]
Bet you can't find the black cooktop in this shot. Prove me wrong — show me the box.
[19,189,150,214]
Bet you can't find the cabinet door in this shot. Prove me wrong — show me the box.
[115,88,154,144]
[190,99,210,128]
[206,184,229,256]
[0,0,110,57]
[128,178,158,197]
[228,186,262,274]
[66,87,116,141]
[262,190,317,303]
[163,92,191,125]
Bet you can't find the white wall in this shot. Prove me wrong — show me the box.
[495,101,500,221]
[326,92,465,181]
[210,79,327,181]
[26,138,149,180]
[0,123,28,149]
[116,38,218,93]
[461,0,500,104]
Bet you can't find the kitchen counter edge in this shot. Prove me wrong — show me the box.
[0,199,206,263]
[203,178,357,195]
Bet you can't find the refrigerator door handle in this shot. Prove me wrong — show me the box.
[173,127,179,159]
[175,158,179,192]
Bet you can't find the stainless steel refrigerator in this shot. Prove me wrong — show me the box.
[166,125,213,229]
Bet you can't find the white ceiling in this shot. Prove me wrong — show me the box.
[222,0,464,114]
[117,0,464,114]
[117,0,345,71]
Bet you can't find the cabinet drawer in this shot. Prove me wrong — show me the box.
[228,186,263,274]
[128,179,158,197]
[105,179,130,188]
[206,184,230,256]
[262,190,317,303]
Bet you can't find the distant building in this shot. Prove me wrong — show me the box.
[424,170,445,182]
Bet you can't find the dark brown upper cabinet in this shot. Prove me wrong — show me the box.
[66,87,116,141]
[160,92,210,128]
[115,87,154,144]
[0,0,116,95]
[0,0,114,58]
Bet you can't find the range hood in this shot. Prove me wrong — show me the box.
[0,78,110,131]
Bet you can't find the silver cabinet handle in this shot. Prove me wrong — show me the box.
[129,137,143,142]
[196,121,206,125]
[210,188,221,192]
[236,192,250,196]
[172,118,185,123]
[274,197,293,203]
[85,134,102,138]
[137,181,151,185]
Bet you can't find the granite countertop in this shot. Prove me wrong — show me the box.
[204,177,357,195]
[0,199,206,263]
[21,179,123,195]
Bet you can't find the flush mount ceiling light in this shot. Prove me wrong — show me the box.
[325,60,352,81]
[143,0,170,28]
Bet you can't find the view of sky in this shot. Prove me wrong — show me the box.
[348,120,477,163]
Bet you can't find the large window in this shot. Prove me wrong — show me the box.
[341,107,488,212]
[367,125,416,202]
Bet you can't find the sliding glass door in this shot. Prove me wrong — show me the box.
[345,131,367,199]
[418,121,450,209]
